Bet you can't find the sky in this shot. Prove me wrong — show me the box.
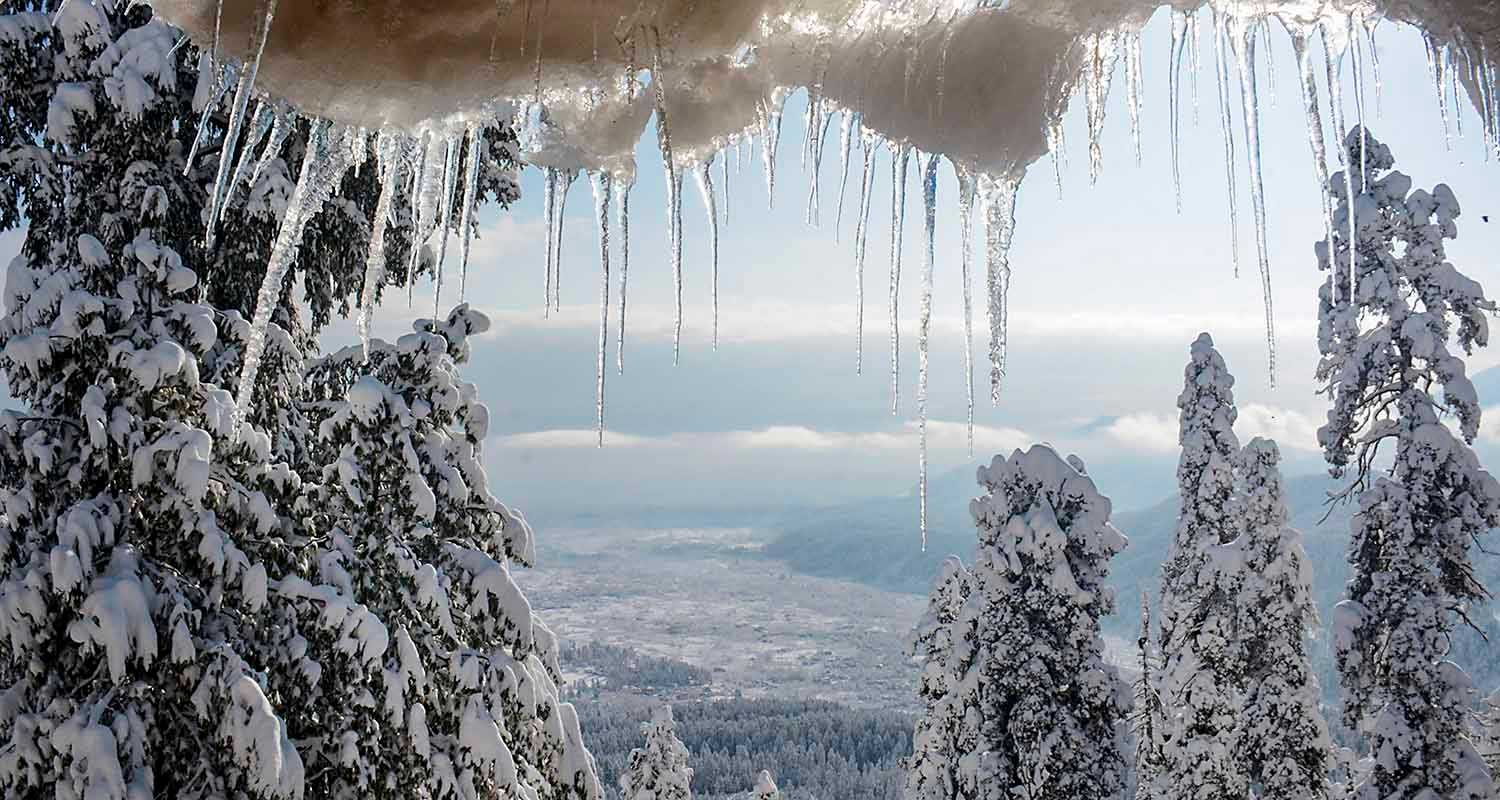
[5,11,1500,519]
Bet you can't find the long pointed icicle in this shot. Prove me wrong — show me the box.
[616,176,633,374]
[980,173,1019,405]
[1126,31,1144,167]
[405,133,433,306]
[834,111,855,240]
[805,100,832,226]
[1291,31,1335,260]
[358,134,407,359]
[721,149,731,226]
[652,33,683,361]
[217,100,273,225]
[542,166,558,314]
[592,171,612,447]
[247,103,292,192]
[1189,11,1202,124]
[204,0,280,249]
[889,144,910,416]
[1169,11,1188,211]
[853,133,877,375]
[1231,20,1277,385]
[918,152,939,550]
[694,160,720,350]
[431,134,461,320]
[1211,8,1241,277]
[759,90,786,209]
[553,169,579,312]
[457,125,483,299]
[186,64,231,176]
[233,122,354,436]
[954,164,975,456]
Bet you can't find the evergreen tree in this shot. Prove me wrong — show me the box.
[0,4,590,800]
[1235,438,1331,800]
[954,445,1131,800]
[750,769,781,800]
[903,556,975,800]
[619,706,693,800]
[1317,127,1498,800]
[1155,333,1247,800]
[1131,593,1166,800]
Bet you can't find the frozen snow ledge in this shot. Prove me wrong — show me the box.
[147,0,1499,177]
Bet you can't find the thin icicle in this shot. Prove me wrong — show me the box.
[1364,18,1382,117]
[431,134,461,320]
[805,100,832,227]
[918,152,939,550]
[204,0,280,248]
[1189,11,1202,125]
[233,122,354,435]
[759,91,786,209]
[186,64,232,176]
[1428,35,1452,149]
[1047,123,1065,200]
[1323,26,1349,160]
[616,176,633,374]
[853,132,878,375]
[1126,31,1144,167]
[247,102,292,191]
[1211,8,1241,277]
[1083,32,1119,184]
[542,166,558,313]
[1291,32,1335,261]
[592,171,612,447]
[553,169,579,311]
[979,173,1019,405]
[358,134,407,359]
[457,125,483,299]
[721,150,731,226]
[889,144,909,416]
[1169,11,1188,211]
[405,133,433,306]
[694,160,720,350]
[652,32,683,360]
[954,164,975,456]
[1448,46,1464,140]
[219,101,274,222]
[1260,20,1277,109]
[1231,20,1277,386]
[834,111,855,240]
[1350,16,1368,189]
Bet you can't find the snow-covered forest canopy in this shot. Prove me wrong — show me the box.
[2,1,1500,800]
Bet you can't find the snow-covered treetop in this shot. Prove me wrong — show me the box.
[752,770,781,800]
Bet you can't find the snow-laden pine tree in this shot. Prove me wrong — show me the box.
[619,706,693,800]
[1131,593,1167,800]
[952,445,1131,800]
[750,770,781,800]
[1155,332,1247,800]
[1235,438,1331,800]
[0,4,588,800]
[1316,127,1499,800]
[904,556,976,800]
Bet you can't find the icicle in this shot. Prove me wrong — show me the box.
[1169,11,1188,211]
[758,90,786,209]
[592,171,612,447]
[853,132,878,375]
[542,166,558,313]
[1189,11,1202,125]
[652,32,683,361]
[1211,8,1241,277]
[889,144,909,415]
[1126,31,1144,167]
[1323,26,1348,161]
[805,100,832,227]
[359,134,407,359]
[186,64,232,176]
[1350,16,1368,189]
[219,101,274,223]
[1083,32,1118,183]
[203,0,280,248]
[1364,18,1382,117]
[1260,20,1276,109]
[918,152,939,550]
[616,176,633,374]
[247,103,292,191]
[1292,32,1335,261]
[694,160,720,350]
[979,173,1019,405]
[233,122,355,435]
[405,133,433,306]
[721,150,731,226]
[834,111,855,240]
[457,125,483,299]
[954,163,975,456]
[1231,20,1277,386]
[1448,46,1464,140]
[1047,123,1065,200]
[1428,35,1452,149]
[553,169,579,311]
[431,134,461,321]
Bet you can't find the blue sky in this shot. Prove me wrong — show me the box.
[5,10,1500,518]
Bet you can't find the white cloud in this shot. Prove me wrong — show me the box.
[1481,407,1500,442]
[1099,404,1324,455]
[1101,412,1179,454]
[492,420,1031,455]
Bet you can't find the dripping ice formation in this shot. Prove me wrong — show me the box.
[147,0,1500,536]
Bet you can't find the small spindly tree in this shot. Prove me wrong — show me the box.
[619,706,693,800]
[955,445,1131,800]
[1235,438,1331,800]
[1317,126,1498,800]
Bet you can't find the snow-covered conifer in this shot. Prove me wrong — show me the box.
[1316,127,1499,800]
[950,445,1131,800]
[1235,438,1331,800]
[750,769,781,800]
[619,706,693,800]
[1155,333,1248,800]
[904,556,976,800]
[1131,593,1167,800]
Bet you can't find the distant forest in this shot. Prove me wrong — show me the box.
[572,695,912,800]
[561,641,715,694]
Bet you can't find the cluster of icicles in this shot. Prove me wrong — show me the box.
[200,2,1500,544]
